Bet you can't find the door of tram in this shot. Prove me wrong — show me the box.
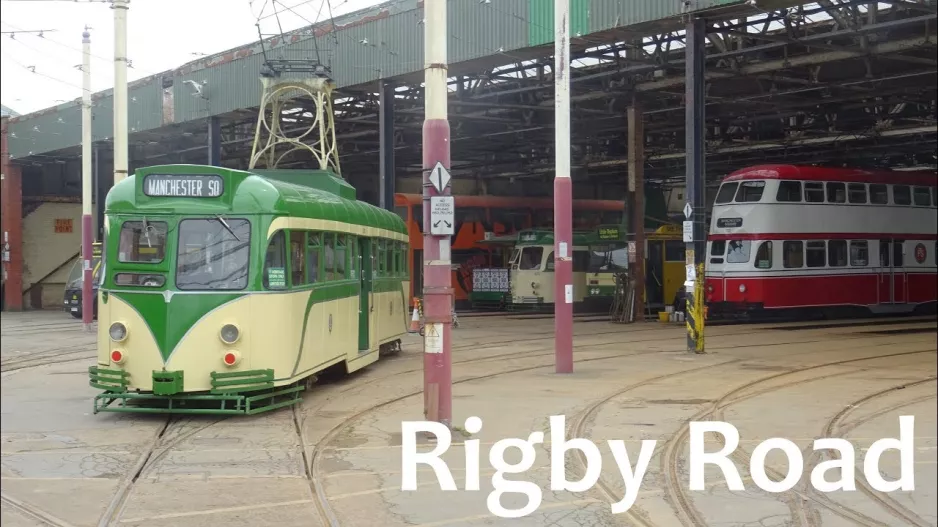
[358,238,374,351]
[878,239,906,304]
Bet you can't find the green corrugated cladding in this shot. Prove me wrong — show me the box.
[528,0,590,47]
[7,78,164,160]
[8,0,745,159]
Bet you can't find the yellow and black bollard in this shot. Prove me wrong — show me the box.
[685,262,706,354]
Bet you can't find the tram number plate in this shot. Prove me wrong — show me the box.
[716,217,743,228]
[144,174,224,198]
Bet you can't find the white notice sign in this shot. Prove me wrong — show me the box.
[685,264,696,282]
[424,323,443,354]
[559,242,568,258]
[430,196,455,236]
[564,284,573,304]
[682,221,694,243]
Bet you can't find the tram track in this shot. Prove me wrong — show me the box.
[560,337,933,527]
[661,348,936,527]
[95,415,231,527]
[807,377,937,527]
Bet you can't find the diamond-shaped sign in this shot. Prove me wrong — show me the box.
[683,202,693,220]
[430,162,451,193]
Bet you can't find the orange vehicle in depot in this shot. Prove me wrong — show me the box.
[393,193,625,309]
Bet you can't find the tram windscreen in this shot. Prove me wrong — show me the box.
[176,218,251,290]
[588,247,628,272]
[518,247,543,270]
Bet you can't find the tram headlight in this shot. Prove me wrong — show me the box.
[219,324,240,345]
[738,284,747,293]
[109,322,128,342]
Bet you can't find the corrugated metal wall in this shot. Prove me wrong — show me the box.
[529,0,590,47]
[8,0,745,158]
[7,78,165,159]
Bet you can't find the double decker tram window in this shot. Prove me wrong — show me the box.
[177,218,251,290]
[734,181,765,202]
[776,181,802,202]
[726,240,751,263]
[118,220,168,263]
[869,184,888,204]
[826,182,846,203]
[714,183,738,204]
[804,182,825,203]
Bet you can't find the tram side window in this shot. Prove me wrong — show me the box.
[714,183,739,204]
[893,185,911,205]
[384,240,393,277]
[893,240,904,267]
[913,187,931,207]
[754,241,772,269]
[520,247,543,270]
[806,241,827,268]
[734,181,765,202]
[289,231,306,286]
[323,233,337,281]
[849,241,868,266]
[776,181,802,202]
[573,251,590,272]
[804,182,825,203]
[828,240,848,267]
[932,187,937,207]
[826,182,846,204]
[726,240,751,264]
[307,233,321,283]
[118,220,168,263]
[335,235,347,280]
[869,184,888,204]
[263,231,287,290]
[709,240,726,264]
[847,184,867,204]
[783,241,804,268]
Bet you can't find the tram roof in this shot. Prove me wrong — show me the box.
[105,164,407,235]
[723,165,937,186]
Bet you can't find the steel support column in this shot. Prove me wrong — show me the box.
[81,29,94,330]
[627,99,645,319]
[685,17,707,354]
[208,116,221,166]
[422,0,453,427]
[554,0,573,373]
[1,116,23,311]
[379,80,396,211]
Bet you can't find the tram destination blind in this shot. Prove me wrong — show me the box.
[144,174,224,198]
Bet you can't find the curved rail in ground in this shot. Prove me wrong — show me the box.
[660,348,936,527]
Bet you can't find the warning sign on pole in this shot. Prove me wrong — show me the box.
[424,323,443,354]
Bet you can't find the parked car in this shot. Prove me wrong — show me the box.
[63,244,101,320]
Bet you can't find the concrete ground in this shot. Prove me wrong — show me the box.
[1,310,935,527]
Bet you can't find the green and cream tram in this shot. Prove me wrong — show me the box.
[89,165,409,415]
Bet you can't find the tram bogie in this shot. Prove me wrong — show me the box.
[89,165,409,415]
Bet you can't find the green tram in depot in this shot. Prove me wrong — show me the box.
[467,224,685,313]
[89,165,409,415]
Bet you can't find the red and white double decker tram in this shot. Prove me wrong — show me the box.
[705,165,938,318]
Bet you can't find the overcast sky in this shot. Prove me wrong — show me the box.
[0,0,382,115]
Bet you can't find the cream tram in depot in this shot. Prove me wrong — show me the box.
[89,165,410,414]
[705,164,938,318]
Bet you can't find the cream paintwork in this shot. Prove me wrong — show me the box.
[373,287,408,346]
[510,245,588,304]
[96,293,165,391]
[98,284,411,392]
[267,217,408,243]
